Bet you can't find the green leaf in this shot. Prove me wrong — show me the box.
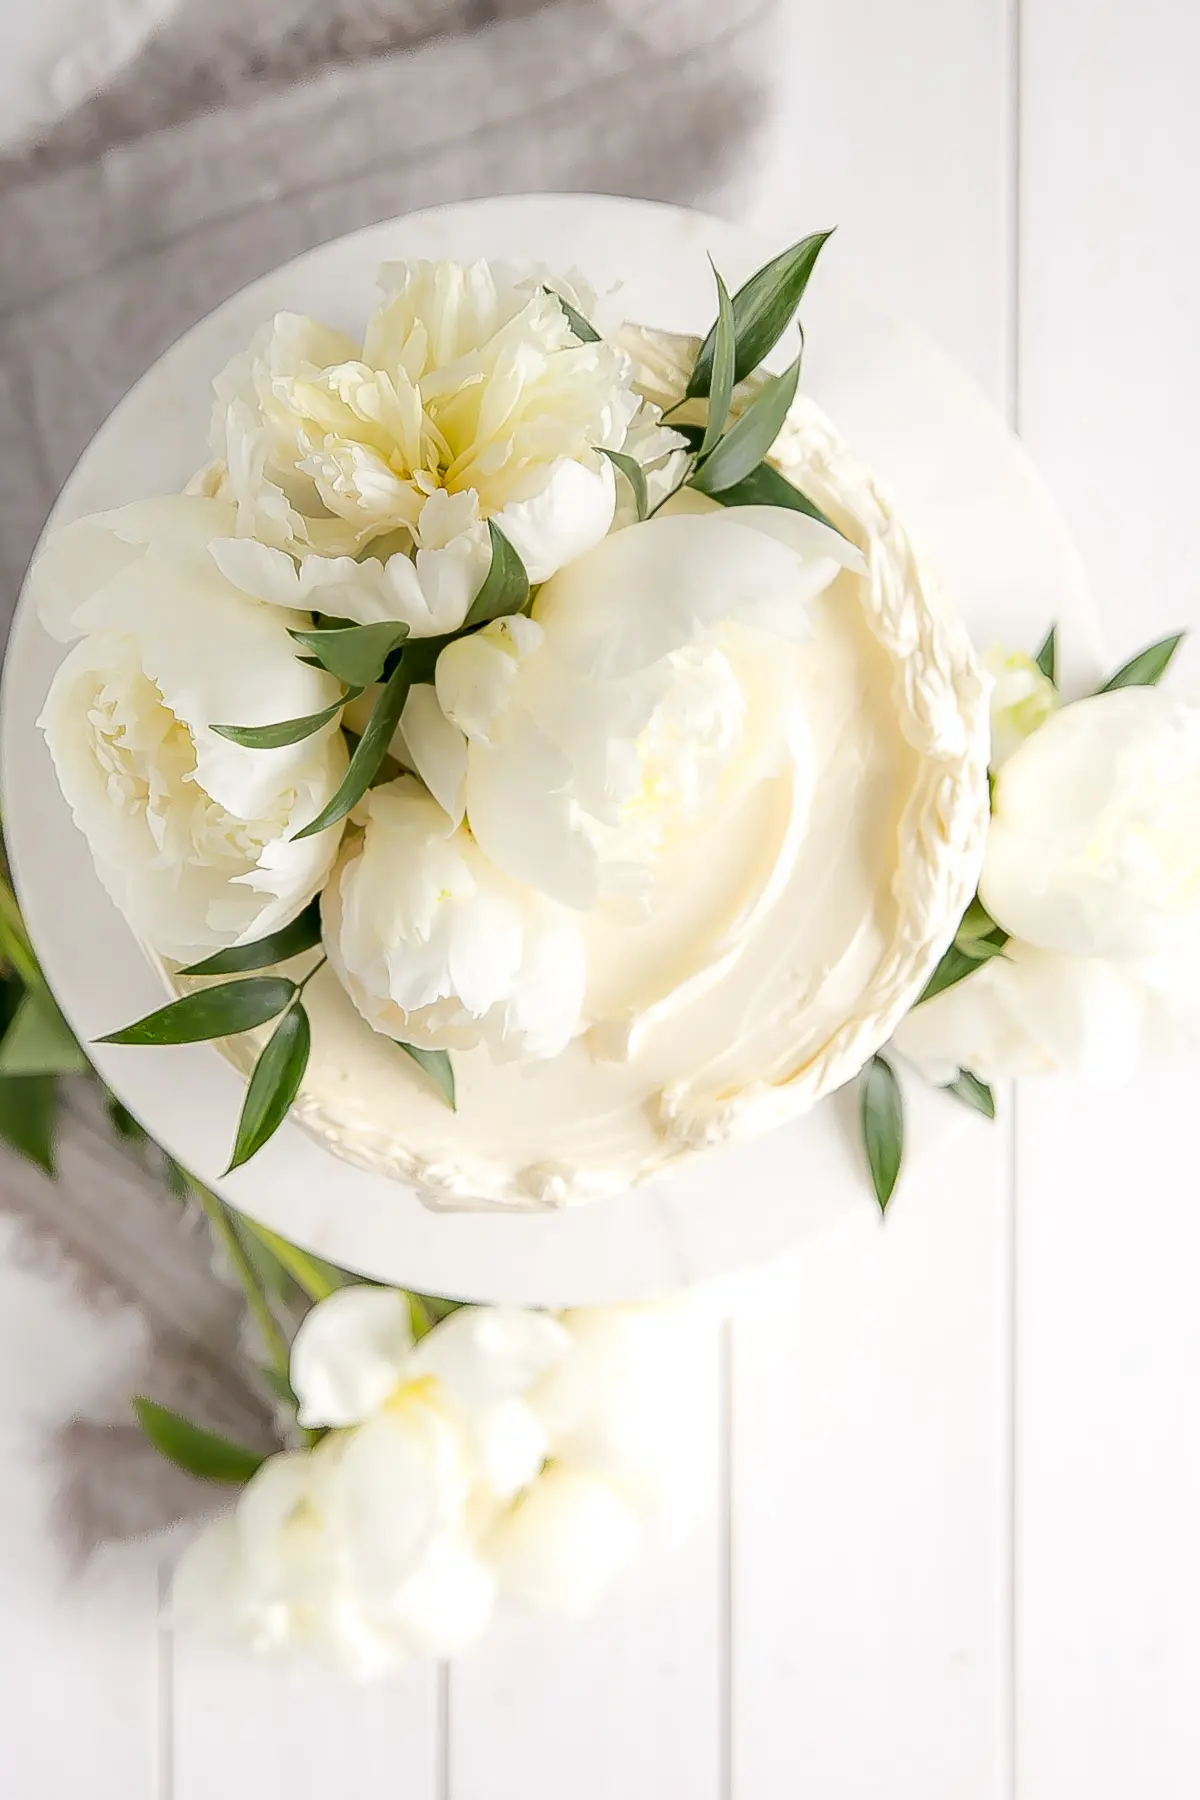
[463,520,532,630]
[860,1052,904,1214]
[181,899,324,977]
[98,977,296,1047]
[289,621,410,688]
[396,1041,456,1110]
[1034,624,1057,684]
[106,1094,146,1142]
[954,897,1000,944]
[933,935,1007,994]
[0,991,87,1076]
[1098,632,1185,693]
[699,457,844,537]
[691,355,802,496]
[917,932,1008,1006]
[212,690,358,750]
[163,1155,191,1199]
[546,286,601,343]
[700,264,737,458]
[293,657,415,841]
[238,1217,352,1301]
[226,1003,310,1172]
[600,448,649,521]
[0,1075,56,1174]
[687,229,834,399]
[942,1068,997,1119]
[132,1398,264,1485]
[0,876,44,993]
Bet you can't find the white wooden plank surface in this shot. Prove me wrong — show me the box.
[735,6,1016,1790]
[1017,4,1200,1794]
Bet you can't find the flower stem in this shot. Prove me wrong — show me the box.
[237,1217,347,1303]
[190,1179,291,1376]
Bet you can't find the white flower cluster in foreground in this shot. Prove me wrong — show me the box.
[173,1287,710,1676]
[895,670,1200,1084]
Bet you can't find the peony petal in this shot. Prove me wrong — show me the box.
[533,511,838,680]
[493,455,616,584]
[435,616,544,747]
[289,1286,414,1428]
[487,1464,642,1616]
[385,1532,495,1658]
[412,1306,569,1409]
[400,684,468,825]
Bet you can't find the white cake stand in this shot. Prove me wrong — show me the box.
[0,196,1100,1305]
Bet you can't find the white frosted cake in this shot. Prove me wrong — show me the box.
[31,243,991,1210]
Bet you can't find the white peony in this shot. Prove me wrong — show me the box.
[980,686,1200,957]
[206,260,685,608]
[404,504,865,910]
[33,496,349,960]
[892,939,1150,1086]
[984,645,1060,768]
[322,776,587,1061]
[173,1285,710,1671]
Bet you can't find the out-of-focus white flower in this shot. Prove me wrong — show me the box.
[33,496,348,959]
[206,261,684,599]
[981,686,1200,958]
[173,1286,712,1671]
[985,645,1060,768]
[892,938,1149,1085]
[486,1463,643,1617]
[322,775,587,1061]
[404,505,864,909]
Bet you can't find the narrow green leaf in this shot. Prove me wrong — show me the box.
[942,1068,997,1120]
[463,520,531,630]
[163,1155,191,1199]
[700,457,844,537]
[1097,632,1185,693]
[691,355,802,496]
[289,622,410,688]
[98,977,296,1047]
[225,1003,310,1172]
[860,1052,904,1214]
[1034,624,1057,684]
[700,264,737,458]
[0,876,44,993]
[0,1075,56,1175]
[600,447,650,521]
[917,931,1008,1006]
[132,1397,264,1485]
[0,991,87,1076]
[396,1040,456,1110]
[181,899,324,977]
[238,1217,352,1302]
[293,657,414,841]
[212,689,358,750]
[106,1094,147,1142]
[546,286,601,343]
[687,229,834,398]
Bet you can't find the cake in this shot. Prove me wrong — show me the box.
[30,241,991,1209]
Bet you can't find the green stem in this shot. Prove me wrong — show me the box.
[190,1180,291,1375]
[237,1217,345,1303]
[295,954,327,999]
[0,874,46,994]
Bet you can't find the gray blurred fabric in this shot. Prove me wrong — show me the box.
[0,0,778,1547]
[0,0,778,629]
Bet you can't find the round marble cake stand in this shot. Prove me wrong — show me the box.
[1,195,1100,1306]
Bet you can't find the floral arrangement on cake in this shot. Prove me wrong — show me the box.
[2,226,1196,1674]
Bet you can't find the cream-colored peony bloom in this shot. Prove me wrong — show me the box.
[207,261,684,602]
[984,646,1060,768]
[322,776,588,1061]
[33,496,348,960]
[981,686,1200,958]
[403,504,864,910]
